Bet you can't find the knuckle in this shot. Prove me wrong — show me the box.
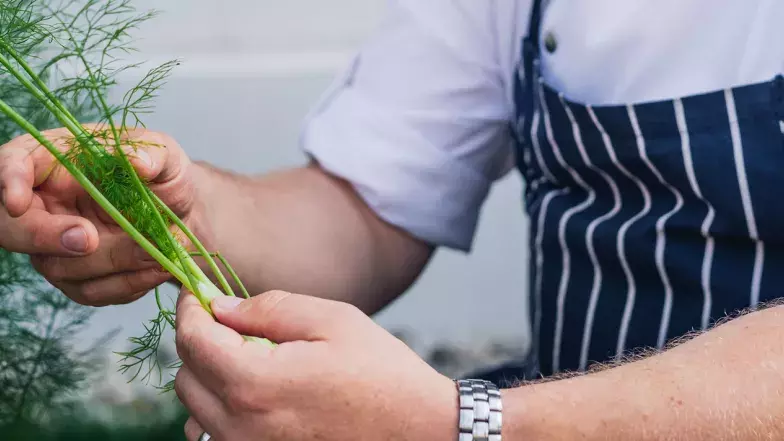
[332,300,362,319]
[79,283,103,305]
[154,174,192,216]
[39,127,66,138]
[16,133,33,143]
[31,256,69,283]
[173,371,186,401]
[114,291,147,305]
[57,284,92,306]
[28,223,49,250]
[253,290,291,315]
[118,269,164,297]
[175,327,199,360]
[154,131,175,147]
[223,385,258,413]
[108,245,124,271]
[138,268,168,290]
[148,131,179,152]
[0,162,16,182]
[321,302,364,335]
[29,255,50,276]
[6,160,27,176]
[6,133,33,149]
[67,293,92,307]
[120,273,136,295]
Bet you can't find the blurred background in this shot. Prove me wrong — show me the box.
[3,1,532,439]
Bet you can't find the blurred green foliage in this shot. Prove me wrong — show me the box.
[6,407,189,441]
[0,2,189,438]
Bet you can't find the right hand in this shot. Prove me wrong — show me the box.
[0,126,201,306]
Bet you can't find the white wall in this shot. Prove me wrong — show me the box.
[84,1,532,376]
[132,0,385,56]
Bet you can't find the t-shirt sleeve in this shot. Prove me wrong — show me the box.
[300,0,514,252]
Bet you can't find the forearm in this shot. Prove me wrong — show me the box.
[188,161,433,313]
[505,305,784,440]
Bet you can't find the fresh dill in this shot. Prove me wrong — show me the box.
[0,0,274,391]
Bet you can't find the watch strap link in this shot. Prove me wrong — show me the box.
[456,379,502,441]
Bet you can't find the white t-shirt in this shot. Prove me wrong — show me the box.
[300,0,784,251]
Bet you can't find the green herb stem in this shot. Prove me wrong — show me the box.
[154,287,175,329]
[1,41,210,303]
[0,0,277,392]
[0,92,227,311]
[0,40,84,130]
[0,44,100,155]
[0,98,193,288]
[212,252,252,300]
[153,193,237,298]
[190,252,251,300]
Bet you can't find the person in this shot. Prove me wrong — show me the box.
[2,0,784,439]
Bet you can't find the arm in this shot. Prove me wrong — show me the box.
[172,291,784,441]
[504,303,784,440]
[0,128,429,311]
[1,0,510,311]
[189,161,433,314]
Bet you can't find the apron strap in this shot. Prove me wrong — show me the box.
[525,0,545,53]
[511,0,546,370]
[517,0,544,154]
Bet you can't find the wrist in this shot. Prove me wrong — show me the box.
[501,376,600,441]
[456,379,504,440]
[502,385,537,441]
[387,373,458,441]
[411,374,460,441]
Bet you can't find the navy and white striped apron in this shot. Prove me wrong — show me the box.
[477,0,784,384]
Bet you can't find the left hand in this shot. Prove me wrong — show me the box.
[174,289,458,441]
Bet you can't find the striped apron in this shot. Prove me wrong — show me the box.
[478,0,784,384]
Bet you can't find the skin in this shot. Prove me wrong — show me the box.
[0,127,432,312]
[175,290,457,441]
[176,289,784,441]
[3,130,784,440]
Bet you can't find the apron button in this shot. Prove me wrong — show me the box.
[544,32,558,53]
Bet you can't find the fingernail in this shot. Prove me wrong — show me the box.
[136,149,154,169]
[61,227,88,253]
[212,296,244,312]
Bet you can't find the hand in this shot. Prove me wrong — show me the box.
[174,290,459,441]
[0,126,201,306]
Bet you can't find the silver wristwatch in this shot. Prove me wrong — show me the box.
[456,379,503,441]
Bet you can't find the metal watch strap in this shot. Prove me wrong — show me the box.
[456,379,502,441]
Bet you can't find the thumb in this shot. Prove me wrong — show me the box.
[210,291,362,343]
[1,209,99,256]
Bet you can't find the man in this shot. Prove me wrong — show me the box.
[2,0,784,439]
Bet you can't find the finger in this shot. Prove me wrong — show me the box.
[111,289,151,306]
[0,132,57,218]
[0,207,99,256]
[175,365,226,441]
[211,290,366,343]
[68,123,168,183]
[175,290,265,383]
[56,267,171,307]
[30,233,160,282]
[0,127,96,217]
[115,127,186,184]
[0,144,35,218]
[101,128,194,217]
[184,418,204,441]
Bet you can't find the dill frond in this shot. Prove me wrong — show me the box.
[0,0,274,394]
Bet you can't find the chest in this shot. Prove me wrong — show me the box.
[505,0,784,106]
[511,0,784,243]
